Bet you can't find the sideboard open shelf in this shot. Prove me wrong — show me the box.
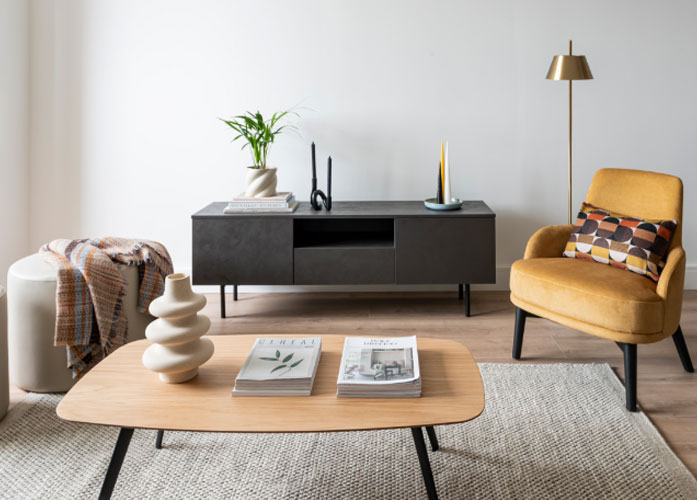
[293,218,395,248]
[192,201,496,318]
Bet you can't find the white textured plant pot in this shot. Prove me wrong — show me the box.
[142,273,214,383]
[244,167,278,197]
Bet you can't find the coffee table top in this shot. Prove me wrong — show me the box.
[57,335,485,433]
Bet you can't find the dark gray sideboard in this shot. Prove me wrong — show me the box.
[192,201,496,317]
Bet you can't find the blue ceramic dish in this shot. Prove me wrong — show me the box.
[424,198,463,211]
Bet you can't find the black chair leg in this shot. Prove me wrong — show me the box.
[512,307,527,360]
[620,342,637,412]
[672,326,695,373]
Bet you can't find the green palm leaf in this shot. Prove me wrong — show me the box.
[219,108,300,168]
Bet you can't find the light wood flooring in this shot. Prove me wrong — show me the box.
[9,290,697,474]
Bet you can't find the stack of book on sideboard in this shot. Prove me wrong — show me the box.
[223,192,298,213]
[232,337,322,396]
[336,336,421,398]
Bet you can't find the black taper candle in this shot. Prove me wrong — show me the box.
[327,156,332,198]
[311,142,317,192]
[436,164,443,204]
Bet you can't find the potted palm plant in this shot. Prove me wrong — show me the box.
[220,110,297,198]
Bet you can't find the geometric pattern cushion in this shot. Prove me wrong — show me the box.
[564,202,677,282]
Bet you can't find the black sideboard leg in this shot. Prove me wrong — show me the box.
[220,285,226,319]
[458,283,463,300]
[425,426,439,451]
[99,428,134,500]
[410,427,438,500]
[465,284,471,317]
[233,284,238,301]
[155,430,164,449]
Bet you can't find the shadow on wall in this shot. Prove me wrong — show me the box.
[493,208,561,266]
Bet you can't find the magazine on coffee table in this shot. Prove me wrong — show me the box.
[336,336,421,398]
[233,337,322,396]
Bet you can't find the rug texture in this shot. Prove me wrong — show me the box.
[1,364,695,499]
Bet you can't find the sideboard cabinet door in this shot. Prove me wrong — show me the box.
[192,218,293,285]
[395,218,495,284]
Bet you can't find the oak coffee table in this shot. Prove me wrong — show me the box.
[57,335,485,499]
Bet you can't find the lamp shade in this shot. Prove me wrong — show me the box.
[546,55,593,81]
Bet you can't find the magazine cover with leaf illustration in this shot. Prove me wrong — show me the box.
[236,337,321,381]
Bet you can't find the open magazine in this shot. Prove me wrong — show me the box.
[232,337,322,396]
[336,336,421,398]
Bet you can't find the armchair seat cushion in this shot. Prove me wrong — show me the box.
[510,258,663,335]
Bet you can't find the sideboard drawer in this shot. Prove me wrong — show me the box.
[294,248,395,285]
[192,218,293,285]
[395,217,495,284]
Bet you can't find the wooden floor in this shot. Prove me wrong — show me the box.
[9,290,697,474]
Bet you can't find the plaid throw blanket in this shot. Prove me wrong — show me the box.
[40,237,173,378]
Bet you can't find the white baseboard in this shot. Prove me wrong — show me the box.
[184,266,510,294]
[686,265,697,289]
[182,265,697,294]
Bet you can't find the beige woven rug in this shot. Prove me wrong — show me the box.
[1,364,695,499]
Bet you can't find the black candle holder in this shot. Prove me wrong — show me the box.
[310,142,332,211]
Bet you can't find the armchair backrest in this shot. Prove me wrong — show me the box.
[585,168,683,249]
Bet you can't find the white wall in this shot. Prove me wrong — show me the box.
[0,0,29,287]
[29,1,85,249]
[26,0,697,289]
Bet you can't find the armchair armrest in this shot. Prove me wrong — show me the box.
[523,225,573,259]
[657,246,686,334]
[657,246,686,301]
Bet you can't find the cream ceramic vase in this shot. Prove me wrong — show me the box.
[142,273,214,383]
[245,167,278,197]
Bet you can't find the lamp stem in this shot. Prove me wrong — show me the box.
[567,39,573,225]
[568,80,573,225]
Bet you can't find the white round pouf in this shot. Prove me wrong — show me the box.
[7,254,154,392]
[0,285,7,420]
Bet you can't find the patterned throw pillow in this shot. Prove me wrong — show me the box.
[563,203,677,282]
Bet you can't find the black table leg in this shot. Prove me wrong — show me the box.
[155,430,164,449]
[465,284,470,317]
[220,285,226,319]
[425,426,439,451]
[99,428,134,500]
[233,284,238,301]
[410,427,438,500]
[458,283,463,300]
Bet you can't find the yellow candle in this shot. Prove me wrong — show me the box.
[440,141,445,197]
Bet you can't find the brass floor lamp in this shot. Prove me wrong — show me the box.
[546,40,593,224]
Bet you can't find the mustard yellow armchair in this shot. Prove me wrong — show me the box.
[509,168,694,411]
